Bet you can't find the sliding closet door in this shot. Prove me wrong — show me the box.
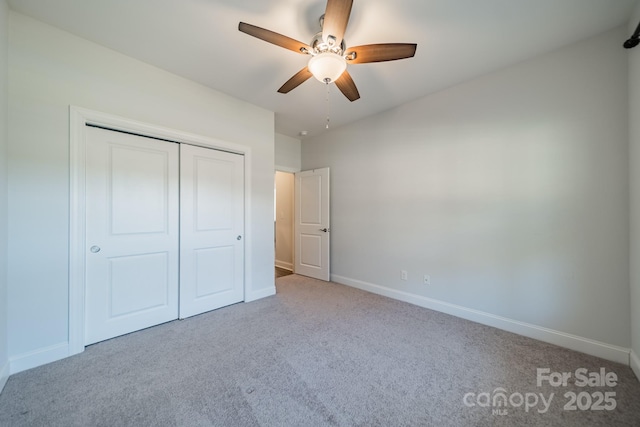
[179,144,245,318]
[85,127,180,345]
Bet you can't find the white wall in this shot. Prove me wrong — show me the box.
[275,132,301,172]
[275,171,294,270]
[0,0,10,392]
[629,0,640,378]
[303,27,631,360]
[7,12,275,372]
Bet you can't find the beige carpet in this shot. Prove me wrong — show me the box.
[0,274,639,426]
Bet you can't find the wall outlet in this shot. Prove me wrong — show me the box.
[423,274,431,285]
[401,270,408,281]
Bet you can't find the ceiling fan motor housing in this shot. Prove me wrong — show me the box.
[311,32,346,56]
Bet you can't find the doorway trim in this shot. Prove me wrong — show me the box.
[69,106,253,355]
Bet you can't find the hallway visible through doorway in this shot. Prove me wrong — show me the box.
[275,267,292,279]
[275,171,295,276]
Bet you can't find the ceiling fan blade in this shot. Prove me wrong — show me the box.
[345,43,417,64]
[239,22,311,55]
[335,70,360,102]
[322,0,353,46]
[278,67,314,93]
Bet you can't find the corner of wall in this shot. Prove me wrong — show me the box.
[0,360,8,393]
[629,0,640,382]
[275,133,302,172]
[0,0,10,395]
[631,349,640,381]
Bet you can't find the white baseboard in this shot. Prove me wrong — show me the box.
[5,286,276,375]
[0,359,9,394]
[245,286,276,303]
[631,350,640,381]
[275,260,293,271]
[332,274,630,365]
[9,342,70,375]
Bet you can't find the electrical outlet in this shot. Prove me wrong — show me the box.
[401,270,408,281]
[423,274,431,285]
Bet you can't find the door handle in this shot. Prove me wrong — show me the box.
[319,228,330,233]
[90,245,101,253]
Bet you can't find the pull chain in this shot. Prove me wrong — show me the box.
[324,78,331,129]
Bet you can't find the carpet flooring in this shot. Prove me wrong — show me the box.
[0,274,639,426]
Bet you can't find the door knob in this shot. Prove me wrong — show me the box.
[319,228,330,233]
[237,235,242,240]
[90,246,101,253]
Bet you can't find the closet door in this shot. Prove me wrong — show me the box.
[179,144,245,318]
[85,126,179,345]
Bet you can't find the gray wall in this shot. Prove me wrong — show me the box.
[7,12,275,371]
[0,0,9,391]
[303,27,630,350]
[275,132,301,172]
[629,1,640,376]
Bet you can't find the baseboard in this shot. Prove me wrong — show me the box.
[631,350,640,381]
[245,286,276,303]
[6,285,276,375]
[275,260,293,271]
[332,274,630,365]
[9,342,70,375]
[0,359,9,394]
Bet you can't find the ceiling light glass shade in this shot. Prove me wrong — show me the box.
[308,52,347,83]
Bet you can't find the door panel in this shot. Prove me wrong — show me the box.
[300,174,322,223]
[195,158,235,231]
[194,246,235,297]
[300,235,322,267]
[108,252,170,316]
[85,126,179,345]
[180,144,244,318]
[295,168,330,281]
[109,146,169,234]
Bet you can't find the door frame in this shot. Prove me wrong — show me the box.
[274,166,300,275]
[69,106,253,355]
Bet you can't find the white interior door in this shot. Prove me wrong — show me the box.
[179,144,245,318]
[85,126,179,345]
[294,168,330,281]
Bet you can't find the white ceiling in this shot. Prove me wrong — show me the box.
[7,0,638,138]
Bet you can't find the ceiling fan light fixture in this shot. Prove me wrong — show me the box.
[308,52,347,83]
[238,0,417,102]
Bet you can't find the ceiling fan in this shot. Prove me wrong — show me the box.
[238,0,417,102]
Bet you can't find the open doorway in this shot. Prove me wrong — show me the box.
[275,171,294,278]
